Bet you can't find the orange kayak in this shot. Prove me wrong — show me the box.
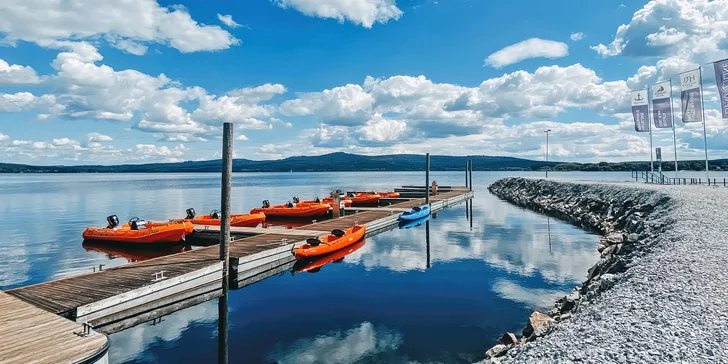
[349,193,381,205]
[83,217,190,244]
[377,192,400,198]
[293,239,365,273]
[294,225,366,259]
[251,201,330,218]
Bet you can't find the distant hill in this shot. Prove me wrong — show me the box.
[0,153,551,173]
[1,152,725,173]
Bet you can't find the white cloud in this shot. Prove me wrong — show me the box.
[0,92,56,112]
[356,116,407,142]
[570,32,585,41]
[236,134,249,141]
[0,59,41,84]
[272,0,403,28]
[217,13,241,28]
[270,117,293,128]
[0,0,239,54]
[0,133,10,142]
[268,322,403,364]
[591,0,728,63]
[87,133,113,143]
[226,84,287,103]
[280,84,375,126]
[485,38,569,68]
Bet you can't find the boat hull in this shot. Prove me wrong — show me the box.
[179,212,266,228]
[250,203,330,218]
[82,222,191,244]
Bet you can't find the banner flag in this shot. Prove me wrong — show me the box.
[651,81,673,128]
[680,69,703,123]
[714,59,728,118]
[631,90,649,132]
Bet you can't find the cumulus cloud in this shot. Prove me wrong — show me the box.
[0,92,56,113]
[485,38,569,68]
[217,13,241,28]
[0,0,239,54]
[591,0,728,63]
[272,0,403,28]
[570,32,585,41]
[0,59,41,84]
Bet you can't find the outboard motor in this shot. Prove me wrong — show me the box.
[210,209,220,219]
[185,208,196,219]
[347,192,356,197]
[129,217,147,230]
[106,215,120,229]
[292,196,300,204]
[314,197,321,203]
[262,200,271,208]
[286,201,294,208]
[306,237,322,246]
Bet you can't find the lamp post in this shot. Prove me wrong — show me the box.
[545,129,551,178]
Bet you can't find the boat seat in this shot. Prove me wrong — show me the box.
[306,237,322,246]
[331,229,346,237]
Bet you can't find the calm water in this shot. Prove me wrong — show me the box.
[0,171,649,362]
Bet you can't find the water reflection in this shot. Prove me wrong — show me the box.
[267,322,403,364]
[82,241,191,263]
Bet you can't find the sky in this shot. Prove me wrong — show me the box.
[1,0,728,165]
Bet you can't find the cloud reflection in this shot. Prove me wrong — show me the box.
[268,322,403,364]
[107,299,218,363]
[492,278,568,310]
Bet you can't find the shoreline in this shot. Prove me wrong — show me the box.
[482,177,725,363]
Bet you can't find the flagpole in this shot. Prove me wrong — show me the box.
[669,79,678,179]
[647,88,654,172]
[699,66,709,180]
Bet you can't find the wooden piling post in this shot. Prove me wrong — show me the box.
[465,161,469,189]
[332,191,341,218]
[425,153,430,205]
[469,159,473,192]
[220,122,233,278]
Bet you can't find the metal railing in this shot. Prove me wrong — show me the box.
[632,170,727,186]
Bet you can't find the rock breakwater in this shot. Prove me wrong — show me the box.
[482,177,706,363]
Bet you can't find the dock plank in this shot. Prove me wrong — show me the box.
[0,292,108,364]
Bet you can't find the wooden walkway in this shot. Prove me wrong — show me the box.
[0,292,108,363]
[5,187,473,326]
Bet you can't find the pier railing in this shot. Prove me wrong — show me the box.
[632,169,727,186]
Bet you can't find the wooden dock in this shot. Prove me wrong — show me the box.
[5,187,473,334]
[0,291,109,363]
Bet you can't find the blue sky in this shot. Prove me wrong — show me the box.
[1,0,728,164]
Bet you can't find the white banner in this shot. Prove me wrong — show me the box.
[680,69,703,123]
[651,81,670,100]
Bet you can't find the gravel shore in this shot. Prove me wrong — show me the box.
[487,178,728,363]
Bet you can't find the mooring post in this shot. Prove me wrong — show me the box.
[425,153,430,205]
[469,159,473,192]
[465,161,469,189]
[220,122,233,278]
[332,191,341,218]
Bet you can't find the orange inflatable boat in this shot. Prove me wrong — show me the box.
[349,193,381,205]
[294,225,366,259]
[250,199,330,218]
[377,191,401,198]
[293,239,366,273]
[82,216,191,244]
[304,197,353,207]
[174,208,266,228]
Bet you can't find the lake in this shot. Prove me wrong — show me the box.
[0,171,642,362]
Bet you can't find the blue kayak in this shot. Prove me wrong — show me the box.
[398,205,430,221]
[398,214,431,229]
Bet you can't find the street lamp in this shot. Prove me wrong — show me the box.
[544,129,551,178]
